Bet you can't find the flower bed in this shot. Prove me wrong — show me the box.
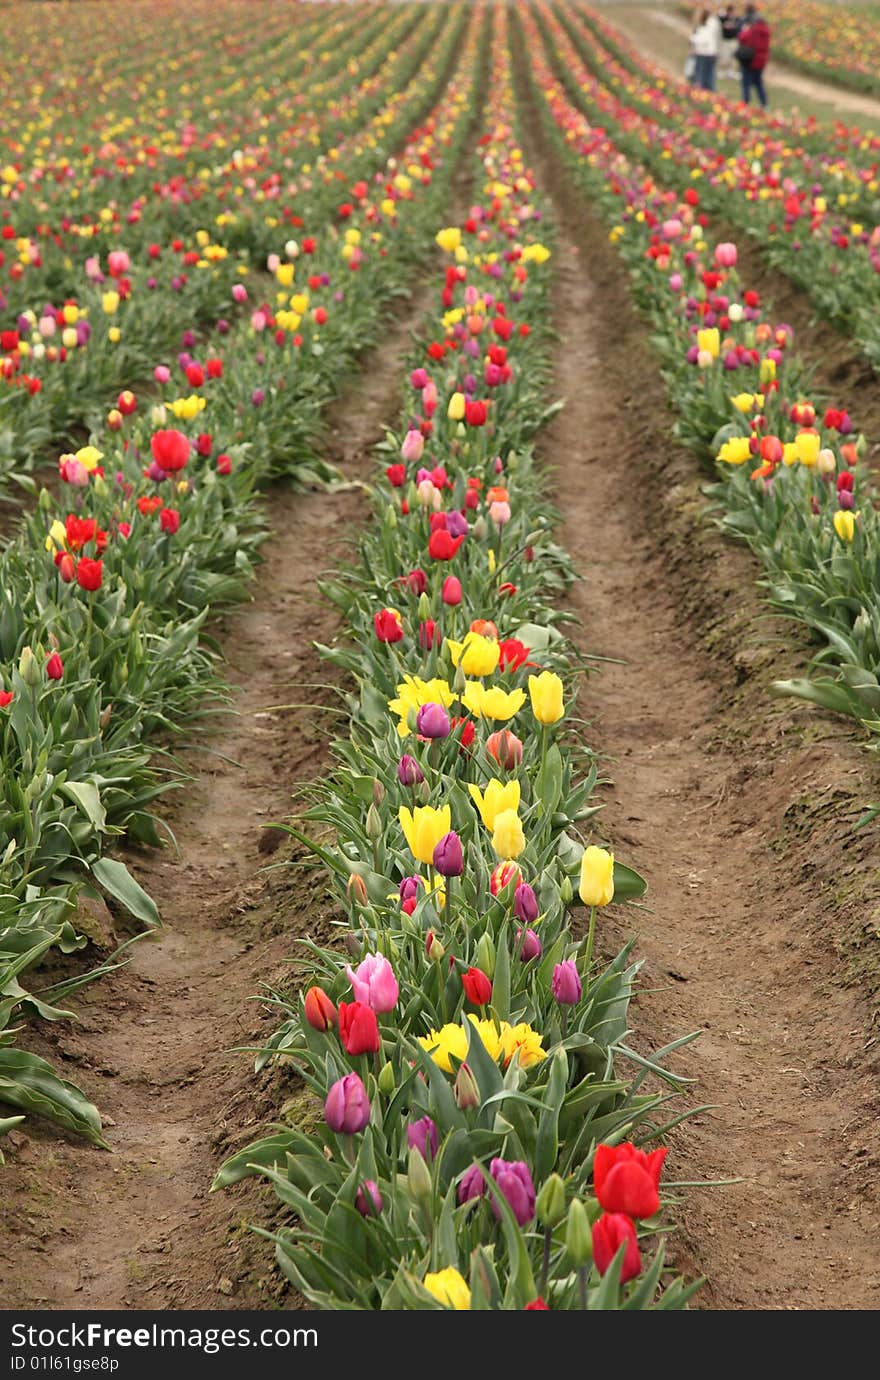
[214,7,698,1312]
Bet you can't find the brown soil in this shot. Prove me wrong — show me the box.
[516,42,880,1310]
[0,290,430,1311]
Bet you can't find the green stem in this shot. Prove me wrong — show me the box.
[584,905,597,973]
[540,1226,552,1295]
[578,1266,588,1310]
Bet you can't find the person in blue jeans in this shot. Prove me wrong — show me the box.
[692,9,722,91]
[738,4,771,106]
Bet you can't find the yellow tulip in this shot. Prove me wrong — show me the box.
[696,327,719,360]
[795,431,820,467]
[782,443,799,467]
[528,671,565,725]
[435,227,462,254]
[447,391,465,421]
[491,808,525,860]
[423,1267,470,1311]
[716,436,752,466]
[833,509,855,543]
[75,445,103,471]
[399,804,451,865]
[275,263,294,287]
[101,291,119,315]
[501,1022,547,1069]
[468,779,520,830]
[760,357,776,385]
[461,682,526,721]
[446,632,500,677]
[579,846,615,907]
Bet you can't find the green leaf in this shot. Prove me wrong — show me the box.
[0,1047,107,1146]
[91,858,161,928]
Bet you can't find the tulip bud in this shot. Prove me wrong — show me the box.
[425,929,446,963]
[433,830,463,877]
[355,1180,383,1218]
[536,1173,566,1228]
[107,408,123,431]
[565,1198,593,1267]
[397,754,424,787]
[474,930,495,979]
[407,1146,433,1202]
[453,1061,480,1110]
[417,591,431,622]
[377,1061,396,1096]
[560,874,573,904]
[365,804,381,842]
[45,652,64,681]
[18,645,40,687]
[472,516,487,541]
[304,985,336,1032]
[347,873,369,907]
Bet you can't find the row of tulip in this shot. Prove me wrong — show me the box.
[213,8,698,1311]
[554,2,880,371]
[0,2,462,470]
[519,3,880,743]
[0,9,487,1154]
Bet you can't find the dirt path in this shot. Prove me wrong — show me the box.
[516,47,880,1310]
[0,291,431,1311]
[601,2,880,124]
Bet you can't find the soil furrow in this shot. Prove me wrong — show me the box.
[514,44,880,1310]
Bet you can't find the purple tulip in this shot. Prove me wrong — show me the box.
[147,460,167,483]
[514,883,539,926]
[324,1073,370,1134]
[416,702,450,739]
[490,1158,535,1227]
[458,1163,486,1206]
[355,1180,383,1218]
[397,754,424,787]
[552,960,582,1006]
[251,388,265,407]
[181,329,197,349]
[432,831,463,878]
[407,1116,438,1162]
[445,510,469,539]
[217,318,230,335]
[399,875,423,904]
[346,953,399,1013]
[515,927,542,962]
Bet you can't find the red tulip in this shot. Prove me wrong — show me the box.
[386,464,406,487]
[216,454,232,475]
[461,967,492,1006]
[304,985,336,1032]
[464,399,487,426]
[593,1142,667,1219]
[160,507,180,535]
[524,1297,549,1310]
[374,609,403,643]
[338,1000,381,1056]
[498,638,532,670]
[442,575,462,605]
[428,530,465,561]
[196,433,212,457]
[185,363,204,388]
[46,653,63,681]
[57,552,76,583]
[76,557,103,592]
[487,729,523,769]
[151,429,190,472]
[403,568,427,595]
[592,1213,641,1283]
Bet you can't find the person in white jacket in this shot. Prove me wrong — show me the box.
[691,8,722,91]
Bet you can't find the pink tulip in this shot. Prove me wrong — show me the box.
[232,283,247,304]
[715,242,738,268]
[345,953,399,1013]
[401,428,424,463]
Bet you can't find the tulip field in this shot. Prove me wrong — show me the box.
[3,0,880,1317]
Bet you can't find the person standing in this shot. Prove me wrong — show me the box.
[737,3,771,107]
[718,5,741,80]
[692,8,722,91]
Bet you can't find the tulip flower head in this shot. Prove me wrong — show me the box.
[592,1212,641,1283]
[579,845,615,908]
[337,1000,381,1056]
[594,1142,667,1220]
[552,960,582,1005]
[345,953,399,1013]
[422,1267,471,1311]
[355,1180,383,1219]
[528,670,565,726]
[399,804,452,865]
[406,1115,438,1162]
[324,1072,370,1135]
[490,1158,536,1227]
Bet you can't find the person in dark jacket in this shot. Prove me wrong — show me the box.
[737,4,770,107]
